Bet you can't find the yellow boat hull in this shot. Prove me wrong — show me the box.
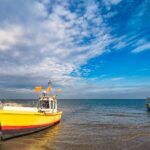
[0,110,62,140]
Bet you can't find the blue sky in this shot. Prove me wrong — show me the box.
[0,0,149,99]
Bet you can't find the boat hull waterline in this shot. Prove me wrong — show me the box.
[0,110,62,140]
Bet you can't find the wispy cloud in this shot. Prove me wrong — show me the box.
[132,43,150,53]
[0,0,149,98]
[103,0,123,10]
[0,25,24,51]
[110,77,124,81]
[0,0,112,95]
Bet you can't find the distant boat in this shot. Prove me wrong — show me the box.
[0,82,62,140]
[146,97,150,111]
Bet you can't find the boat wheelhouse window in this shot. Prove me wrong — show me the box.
[40,101,49,109]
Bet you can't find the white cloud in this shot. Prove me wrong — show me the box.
[103,11,118,18]
[0,0,112,97]
[60,77,150,99]
[110,0,122,5]
[103,0,122,10]
[112,33,149,53]
[132,43,150,53]
[0,0,148,99]
[0,25,24,51]
[110,77,124,81]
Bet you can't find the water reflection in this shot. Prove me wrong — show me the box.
[0,123,62,150]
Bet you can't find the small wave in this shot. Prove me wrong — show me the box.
[72,122,144,129]
[105,113,134,117]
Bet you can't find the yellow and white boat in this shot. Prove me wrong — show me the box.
[0,83,62,140]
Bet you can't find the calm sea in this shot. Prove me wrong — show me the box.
[1,99,150,150]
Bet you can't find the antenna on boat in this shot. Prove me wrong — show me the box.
[46,80,52,93]
[48,80,52,86]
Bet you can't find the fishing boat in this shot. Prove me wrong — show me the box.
[0,82,62,140]
[146,97,150,111]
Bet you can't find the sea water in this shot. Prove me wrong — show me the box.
[0,99,150,150]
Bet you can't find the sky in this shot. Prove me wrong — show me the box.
[0,0,149,99]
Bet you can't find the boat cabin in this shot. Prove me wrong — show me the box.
[38,94,57,113]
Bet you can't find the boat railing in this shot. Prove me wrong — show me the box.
[0,100,38,109]
[0,101,3,109]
